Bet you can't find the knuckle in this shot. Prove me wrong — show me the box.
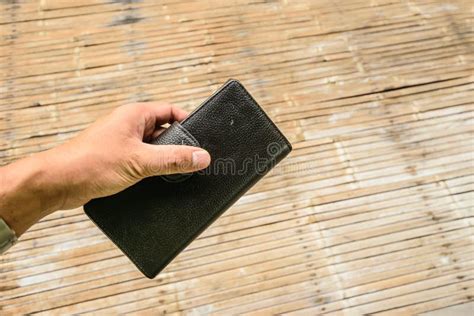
[167,148,192,172]
[160,102,174,110]
[125,151,148,178]
[120,102,136,110]
[113,103,136,117]
[122,103,146,114]
[166,152,181,169]
[154,101,169,108]
[132,103,148,114]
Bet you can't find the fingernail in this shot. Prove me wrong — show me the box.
[192,150,211,168]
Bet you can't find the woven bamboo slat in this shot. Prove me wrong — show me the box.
[0,0,473,314]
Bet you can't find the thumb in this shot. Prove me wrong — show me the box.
[136,144,211,177]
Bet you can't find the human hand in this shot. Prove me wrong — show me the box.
[0,103,211,236]
[53,102,211,209]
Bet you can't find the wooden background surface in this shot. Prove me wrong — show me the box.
[1,0,473,314]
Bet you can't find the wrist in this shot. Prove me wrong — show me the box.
[0,152,66,236]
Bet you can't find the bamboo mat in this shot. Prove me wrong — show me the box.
[1,0,473,314]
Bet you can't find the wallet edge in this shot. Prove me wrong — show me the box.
[182,79,292,152]
[84,79,293,279]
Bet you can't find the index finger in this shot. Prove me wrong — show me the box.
[135,102,189,126]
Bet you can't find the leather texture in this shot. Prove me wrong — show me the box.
[84,80,292,278]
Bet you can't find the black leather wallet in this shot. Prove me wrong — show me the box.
[84,80,292,278]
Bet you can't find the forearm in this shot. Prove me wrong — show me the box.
[0,151,65,236]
